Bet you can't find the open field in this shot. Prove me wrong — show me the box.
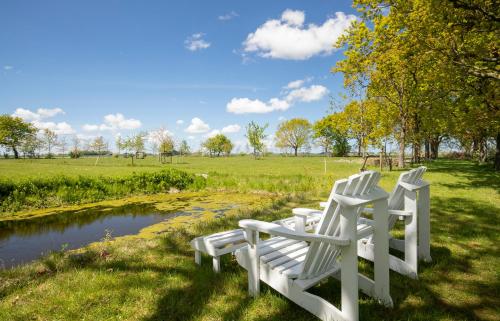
[0,157,499,320]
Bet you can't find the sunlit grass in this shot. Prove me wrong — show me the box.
[0,158,498,320]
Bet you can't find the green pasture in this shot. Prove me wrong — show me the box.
[0,157,499,320]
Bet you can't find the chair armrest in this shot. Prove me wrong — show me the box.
[292,208,322,217]
[362,207,412,217]
[399,180,430,191]
[239,219,350,246]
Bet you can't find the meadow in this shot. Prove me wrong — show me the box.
[0,156,499,320]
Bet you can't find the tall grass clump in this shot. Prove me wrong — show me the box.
[0,169,206,213]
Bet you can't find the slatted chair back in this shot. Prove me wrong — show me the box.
[387,166,426,229]
[299,171,381,280]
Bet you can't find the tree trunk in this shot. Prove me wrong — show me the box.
[357,138,362,157]
[424,139,430,159]
[398,131,405,168]
[479,138,487,163]
[294,147,298,157]
[12,146,19,159]
[495,132,500,171]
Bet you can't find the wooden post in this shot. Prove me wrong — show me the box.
[213,256,221,273]
[340,207,358,321]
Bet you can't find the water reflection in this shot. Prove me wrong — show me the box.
[0,204,234,269]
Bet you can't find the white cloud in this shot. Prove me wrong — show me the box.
[221,124,241,134]
[278,116,287,121]
[37,107,65,118]
[83,113,142,132]
[243,10,356,60]
[226,97,290,114]
[176,119,184,125]
[226,82,328,114]
[205,129,221,138]
[82,124,100,131]
[218,11,239,21]
[285,79,304,89]
[33,120,75,135]
[12,107,64,121]
[286,85,329,102]
[281,9,305,26]
[185,117,210,134]
[3,65,13,70]
[185,33,211,51]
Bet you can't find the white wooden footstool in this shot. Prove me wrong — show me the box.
[190,229,247,273]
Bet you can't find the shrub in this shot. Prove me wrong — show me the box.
[0,169,206,213]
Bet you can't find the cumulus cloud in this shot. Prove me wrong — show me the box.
[12,107,65,121]
[205,129,221,138]
[226,81,328,114]
[185,33,211,51]
[218,11,239,21]
[11,107,73,134]
[243,10,356,60]
[185,117,210,134]
[176,119,184,125]
[226,98,290,114]
[221,124,241,133]
[83,113,142,132]
[286,85,329,103]
[33,120,75,135]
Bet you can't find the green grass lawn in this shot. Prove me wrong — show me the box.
[0,157,499,320]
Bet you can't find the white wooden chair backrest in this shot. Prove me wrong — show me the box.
[299,171,381,280]
[387,166,427,229]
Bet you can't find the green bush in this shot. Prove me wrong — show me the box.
[0,169,206,212]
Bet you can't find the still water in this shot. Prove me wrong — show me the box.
[0,205,226,269]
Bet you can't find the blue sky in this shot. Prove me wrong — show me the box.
[0,0,357,152]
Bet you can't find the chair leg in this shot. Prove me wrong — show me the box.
[372,199,393,307]
[418,186,432,262]
[213,256,221,273]
[405,190,418,276]
[195,250,201,265]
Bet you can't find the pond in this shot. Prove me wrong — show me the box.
[0,203,236,269]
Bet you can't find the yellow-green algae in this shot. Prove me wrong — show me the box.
[0,191,278,222]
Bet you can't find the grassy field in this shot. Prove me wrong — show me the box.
[0,157,499,320]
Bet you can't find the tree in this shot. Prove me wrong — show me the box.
[70,135,81,158]
[42,128,58,158]
[58,136,68,156]
[150,128,175,163]
[246,121,268,159]
[21,133,42,158]
[115,136,124,156]
[275,118,311,156]
[0,115,36,158]
[123,132,146,165]
[179,140,190,159]
[202,134,233,157]
[335,0,499,169]
[89,136,107,165]
[313,116,351,157]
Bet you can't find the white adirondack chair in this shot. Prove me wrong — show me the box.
[236,171,393,321]
[357,166,431,279]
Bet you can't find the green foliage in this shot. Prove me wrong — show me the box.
[0,115,37,159]
[0,169,205,212]
[275,118,311,156]
[202,134,233,157]
[334,0,499,169]
[313,116,351,156]
[245,121,268,158]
